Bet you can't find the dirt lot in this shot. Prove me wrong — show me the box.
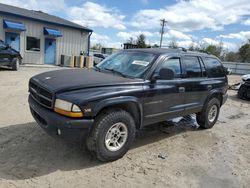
[0,67,249,188]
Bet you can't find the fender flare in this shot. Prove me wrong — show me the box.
[204,89,224,106]
[93,96,143,128]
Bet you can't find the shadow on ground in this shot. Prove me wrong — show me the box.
[0,115,200,180]
[228,92,250,103]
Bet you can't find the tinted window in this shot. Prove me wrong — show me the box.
[26,37,40,51]
[199,57,207,77]
[156,58,181,79]
[204,58,224,77]
[182,56,202,78]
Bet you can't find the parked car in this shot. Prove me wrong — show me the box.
[238,74,250,100]
[0,40,22,70]
[28,48,228,161]
[93,53,108,66]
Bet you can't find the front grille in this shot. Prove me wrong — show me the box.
[29,81,53,109]
[31,108,47,125]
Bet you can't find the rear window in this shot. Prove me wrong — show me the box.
[204,57,225,77]
[182,56,202,78]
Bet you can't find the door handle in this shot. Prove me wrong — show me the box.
[179,87,185,93]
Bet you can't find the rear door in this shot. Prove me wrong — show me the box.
[181,55,209,113]
[143,56,186,125]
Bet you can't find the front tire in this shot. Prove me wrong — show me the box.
[87,109,136,162]
[196,98,220,129]
[12,58,20,71]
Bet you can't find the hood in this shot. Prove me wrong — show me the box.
[31,68,141,93]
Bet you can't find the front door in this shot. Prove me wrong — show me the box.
[5,32,20,52]
[44,38,56,64]
[143,57,186,126]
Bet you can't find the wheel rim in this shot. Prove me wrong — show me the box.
[105,122,128,152]
[208,105,218,122]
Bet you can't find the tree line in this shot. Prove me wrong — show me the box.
[92,33,250,63]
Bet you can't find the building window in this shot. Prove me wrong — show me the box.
[26,36,40,51]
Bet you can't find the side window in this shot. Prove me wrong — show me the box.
[156,58,181,79]
[204,58,224,77]
[182,56,202,78]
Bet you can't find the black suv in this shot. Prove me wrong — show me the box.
[28,48,228,161]
[0,40,22,70]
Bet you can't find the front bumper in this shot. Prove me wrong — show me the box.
[29,95,94,142]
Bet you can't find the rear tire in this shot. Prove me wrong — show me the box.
[196,98,220,129]
[86,109,136,162]
[12,58,20,71]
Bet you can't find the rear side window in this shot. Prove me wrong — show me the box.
[204,58,224,77]
[182,56,202,78]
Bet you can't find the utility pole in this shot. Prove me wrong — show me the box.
[159,19,167,48]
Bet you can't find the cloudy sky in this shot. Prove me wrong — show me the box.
[2,0,250,50]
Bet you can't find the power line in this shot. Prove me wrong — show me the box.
[159,19,167,48]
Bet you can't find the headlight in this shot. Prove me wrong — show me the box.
[54,99,83,118]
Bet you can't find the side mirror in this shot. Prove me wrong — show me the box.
[159,68,175,80]
[152,68,175,81]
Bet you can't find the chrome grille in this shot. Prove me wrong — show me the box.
[29,81,53,109]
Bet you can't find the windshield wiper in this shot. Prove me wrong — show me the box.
[103,68,127,78]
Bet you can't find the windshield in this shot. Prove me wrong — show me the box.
[96,51,156,78]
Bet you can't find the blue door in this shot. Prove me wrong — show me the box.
[44,38,56,64]
[5,32,20,52]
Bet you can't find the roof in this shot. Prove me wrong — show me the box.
[0,3,92,32]
[123,48,216,58]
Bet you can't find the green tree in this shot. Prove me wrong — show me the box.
[91,43,103,50]
[168,38,178,49]
[204,45,222,58]
[224,52,240,62]
[136,34,147,48]
[238,43,250,62]
[127,37,135,44]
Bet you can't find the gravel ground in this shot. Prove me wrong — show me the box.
[0,67,249,188]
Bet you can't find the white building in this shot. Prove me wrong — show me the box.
[0,3,92,65]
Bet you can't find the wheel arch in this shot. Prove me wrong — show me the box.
[205,91,223,107]
[93,96,143,129]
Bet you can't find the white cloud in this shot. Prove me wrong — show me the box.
[131,0,250,31]
[219,31,250,41]
[1,1,126,30]
[199,37,238,51]
[91,33,122,49]
[242,19,250,25]
[68,2,126,30]
[117,31,154,41]
[0,0,65,13]
[165,30,192,40]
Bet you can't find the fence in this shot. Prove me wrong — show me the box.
[222,62,250,75]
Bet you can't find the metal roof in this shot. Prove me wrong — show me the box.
[0,3,92,32]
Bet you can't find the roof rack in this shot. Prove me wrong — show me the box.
[161,46,187,52]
